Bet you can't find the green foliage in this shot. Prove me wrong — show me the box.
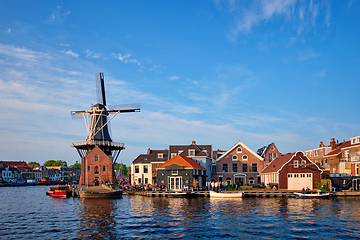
[114,163,128,175]
[44,160,67,167]
[70,162,81,168]
[28,162,40,167]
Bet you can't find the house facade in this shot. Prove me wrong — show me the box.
[216,141,265,186]
[256,143,281,166]
[169,141,212,181]
[131,148,168,185]
[260,151,322,190]
[156,155,206,190]
[79,145,115,186]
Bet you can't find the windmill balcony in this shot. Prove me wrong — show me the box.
[72,140,125,148]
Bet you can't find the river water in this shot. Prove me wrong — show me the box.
[0,186,360,239]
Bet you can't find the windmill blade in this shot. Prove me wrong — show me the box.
[70,110,89,119]
[108,103,141,113]
[96,72,107,106]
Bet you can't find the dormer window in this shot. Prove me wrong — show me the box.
[158,153,163,159]
[178,150,183,155]
[237,147,242,153]
[188,149,195,156]
[171,153,177,158]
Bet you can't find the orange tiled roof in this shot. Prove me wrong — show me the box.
[157,155,205,169]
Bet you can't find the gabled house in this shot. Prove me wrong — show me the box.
[169,141,212,181]
[325,140,352,176]
[260,151,322,190]
[131,148,169,185]
[256,142,281,166]
[156,155,206,190]
[216,141,265,186]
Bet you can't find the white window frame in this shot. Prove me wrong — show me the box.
[171,170,178,175]
[188,149,195,156]
[158,153,163,159]
[232,155,238,161]
[294,160,298,168]
[242,155,248,161]
[237,147,242,153]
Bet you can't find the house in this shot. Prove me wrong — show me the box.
[256,142,281,166]
[131,148,169,185]
[211,149,226,180]
[216,141,265,186]
[169,141,212,181]
[304,138,342,175]
[260,151,322,190]
[156,155,206,190]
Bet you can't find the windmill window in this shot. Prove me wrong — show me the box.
[95,155,99,161]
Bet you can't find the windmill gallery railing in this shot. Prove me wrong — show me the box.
[72,140,125,148]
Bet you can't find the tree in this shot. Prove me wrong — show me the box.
[28,162,40,167]
[44,160,67,167]
[114,163,128,175]
[44,160,56,167]
[70,162,81,168]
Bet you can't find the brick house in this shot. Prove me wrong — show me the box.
[156,155,206,190]
[260,151,322,190]
[79,145,115,186]
[216,141,265,186]
[256,142,281,166]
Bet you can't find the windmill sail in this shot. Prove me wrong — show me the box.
[96,72,107,106]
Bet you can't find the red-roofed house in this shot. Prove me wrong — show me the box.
[260,151,322,190]
[156,155,206,190]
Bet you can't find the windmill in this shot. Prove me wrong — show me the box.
[71,73,140,186]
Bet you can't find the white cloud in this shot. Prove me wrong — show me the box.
[168,76,180,81]
[65,50,79,58]
[85,50,100,59]
[46,6,71,25]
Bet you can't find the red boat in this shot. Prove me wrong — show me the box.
[46,185,72,198]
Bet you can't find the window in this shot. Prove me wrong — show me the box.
[135,166,139,173]
[222,164,228,172]
[237,147,242,153]
[232,155,238,161]
[273,153,277,160]
[145,178,148,184]
[249,177,254,184]
[252,163,258,172]
[178,150,183,155]
[269,153,273,162]
[242,164,248,172]
[95,155,99,161]
[94,166,99,174]
[87,166,90,172]
[144,166,148,173]
[202,150,208,156]
[294,160,298,168]
[301,160,306,167]
[188,149,195,156]
[103,166,106,171]
[232,163,238,172]
[171,170,178,175]
[242,155,248,161]
[171,153,177,158]
[158,153,163,158]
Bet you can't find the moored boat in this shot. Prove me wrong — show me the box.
[210,191,243,198]
[166,191,199,198]
[46,185,72,198]
[78,190,123,198]
[37,179,67,186]
[294,191,330,199]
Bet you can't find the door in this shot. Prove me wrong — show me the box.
[287,173,313,190]
[169,177,182,190]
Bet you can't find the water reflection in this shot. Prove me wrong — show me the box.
[77,198,117,239]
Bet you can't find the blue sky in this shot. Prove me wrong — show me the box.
[0,0,359,166]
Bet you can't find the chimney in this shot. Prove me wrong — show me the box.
[192,140,196,145]
[147,148,151,155]
[319,141,324,148]
[330,138,336,150]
